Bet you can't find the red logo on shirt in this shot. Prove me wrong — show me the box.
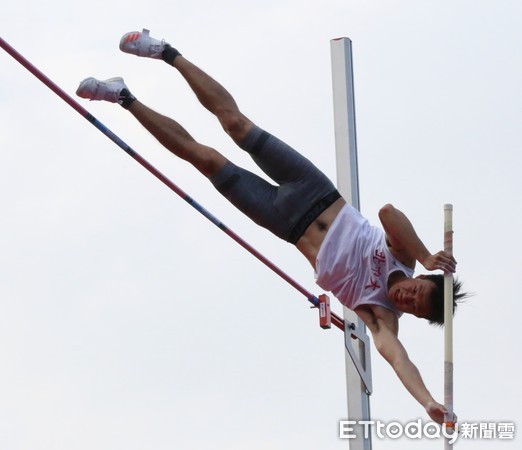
[364,249,386,291]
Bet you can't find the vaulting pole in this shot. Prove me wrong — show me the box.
[443,204,455,448]
[0,36,345,330]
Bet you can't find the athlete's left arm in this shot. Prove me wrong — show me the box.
[369,317,449,424]
[378,204,456,272]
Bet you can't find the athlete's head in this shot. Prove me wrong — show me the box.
[388,275,467,324]
[421,274,467,326]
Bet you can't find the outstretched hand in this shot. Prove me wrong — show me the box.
[422,251,457,273]
[426,401,457,425]
[425,400,456,425]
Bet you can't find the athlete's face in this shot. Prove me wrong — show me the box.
[388,276,435,318]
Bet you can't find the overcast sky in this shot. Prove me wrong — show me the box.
[1,1,520,449]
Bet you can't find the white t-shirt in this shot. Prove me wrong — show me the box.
[315,204,414,317]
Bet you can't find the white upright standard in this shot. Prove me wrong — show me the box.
[331,37,372,450]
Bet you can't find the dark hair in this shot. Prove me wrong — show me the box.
[423,274,468,326]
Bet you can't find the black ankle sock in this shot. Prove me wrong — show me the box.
[162,44,182,65]
[118,88,136,109]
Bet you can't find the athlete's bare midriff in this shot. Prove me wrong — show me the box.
[295,197,347,268]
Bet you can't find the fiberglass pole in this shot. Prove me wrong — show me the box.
[444,204,455,449]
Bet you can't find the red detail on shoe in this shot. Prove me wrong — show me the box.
[125,33,141,44]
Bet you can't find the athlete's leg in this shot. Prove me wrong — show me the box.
[76,77,226,177]
[167,55,326,187]
[75,77,288,236]
[169,55,253,145]
[127,100,227,177]
[125,101,290,236]
[119,89,293,238]
[120,29,253,144]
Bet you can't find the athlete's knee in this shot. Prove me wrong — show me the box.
[218,111,254,144]
[198,152,228,178]
[177,141,227,178]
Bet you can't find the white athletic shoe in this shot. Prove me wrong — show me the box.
[76,77,128,103]
[119,28,166,59]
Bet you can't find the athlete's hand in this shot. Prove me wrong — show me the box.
[421,251,456,273]
[425,400,458,426]
[425,401,450,425]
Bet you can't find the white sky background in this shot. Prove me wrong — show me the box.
[0,1,520,449]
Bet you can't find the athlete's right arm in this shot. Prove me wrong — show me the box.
[378,204,456,273]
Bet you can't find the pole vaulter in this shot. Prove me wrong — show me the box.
[1,31,466,432]
[0,35,344,331]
